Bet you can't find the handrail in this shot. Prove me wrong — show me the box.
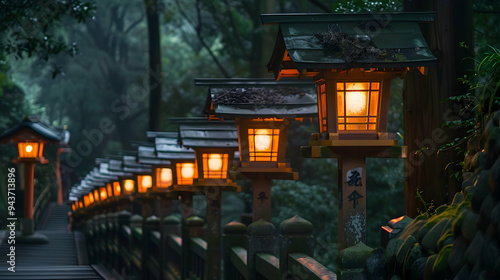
[190,237,207,260]
[33,183,53,226]
[230,247,248,279]
[256,252,280,280]
[288,253,337,280]
[167,233,182,255]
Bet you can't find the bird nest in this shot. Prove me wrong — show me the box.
[212,87,304,105]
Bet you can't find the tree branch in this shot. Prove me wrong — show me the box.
[174,0,230,77]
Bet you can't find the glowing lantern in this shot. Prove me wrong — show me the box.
[175,162,196,185]
[88,192,94,204]
[113,181,121,196]
[156,167,173,188]
[106,183,113,198]
[72,202,76,211]
[137,175,153,193]
[123,179,135,194]
[99,187,108,200]
[93,189,100,203]
[84,195,90,207]
[17,142,43,159]
[202,153,229,179]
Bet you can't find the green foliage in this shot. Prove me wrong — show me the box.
[331,0,402,13]
[0,0,95,61]
[440,45,500,180]
[272,180,338,271]
[416,189,436,218]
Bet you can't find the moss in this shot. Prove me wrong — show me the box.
[424,205,458,229]
[433,244,453,276]
[414,214,428,222]
[435,205,449,215]
[314,30,382,63]
[452,211,467,236]
[436,230,454,251]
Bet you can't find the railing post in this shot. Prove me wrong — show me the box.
[130,214,143,278]
[223,220,247,280]
[98,214,107,265]
[182,216,204,280]
[279,215,314,279]
[144,215,160,280]
[248,219,276,280]
[163,214,181,278]
[117,210,132,274]
[163,214,181,236]
[107,212,117,270]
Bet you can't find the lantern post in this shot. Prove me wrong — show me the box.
[195,78,317,222]
[0,117,62,242]
[262,13,436,249]
[175,118,240,280]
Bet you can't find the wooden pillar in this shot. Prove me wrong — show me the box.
[205,186,222,280]
[252,174,272,222]
[338,157,367,250]
[22,162,35,235]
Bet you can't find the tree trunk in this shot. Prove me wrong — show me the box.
[144,0,162,131]
[403,0,474,217]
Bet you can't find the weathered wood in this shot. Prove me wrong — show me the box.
[230,247,249,279]
[288,253,337,280]
[338,157,366,250]
[255,253,280,279]
[191,237,207,260]
[403,0,474,217]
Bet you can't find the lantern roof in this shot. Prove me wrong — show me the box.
[0,116,63,143]
[123,155,152,173]
[261,12,437,79]
[137,145,172,165]
[172,117,239,149]
[195,78,318,118]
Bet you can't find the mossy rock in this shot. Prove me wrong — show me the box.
[398,219,427,241]
[451,210,467,236]
[422,218,452,254]
[435,205,449,215]
[451,192,464,205]
[436,229,454,251]
[414,214,428,222]
[433,244,453,278]
[396,235,417,269]
[423,254,437,280]
[424,205,458,229]
[403,243,425,274]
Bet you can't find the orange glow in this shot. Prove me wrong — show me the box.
[72,203,76,211]
[124,179,135,193]
[176,163,195,185]
[88,192,94,204]
[208,154,223,171]
[79,201,83,209]
[389,215,405,225]
[106,183,113,197]
[138,175,152,193]
[157,168,172,188]
[93,189,100,202]
[100,187,107,200]
[203,153,228,179]
[337,82,379,131]
[113,181,121,196]
[18,142,41,158]
[248,128,280,161]
[83,195,89,207]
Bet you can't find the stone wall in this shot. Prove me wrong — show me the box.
[337,111,500,280]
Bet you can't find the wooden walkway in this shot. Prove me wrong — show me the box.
[0,204,105,279]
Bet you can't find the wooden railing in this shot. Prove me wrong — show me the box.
[33,182,54,228]
[79,212,336,280]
